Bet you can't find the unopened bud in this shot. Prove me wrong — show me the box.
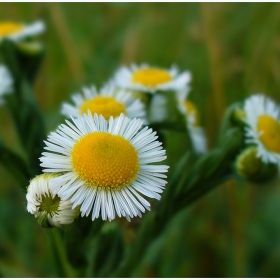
[235,146,278,183]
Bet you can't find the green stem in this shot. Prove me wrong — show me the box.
[48,229,77,278]
[1,40,46,176]
[111,127,243,277]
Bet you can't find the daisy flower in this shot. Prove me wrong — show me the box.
[177,92,207,153]
[26,173,80,228]
[40,113,169,222]
[61,83,147,123]
[114,63,191,94]
[0,64,13,104]
[243,94,280,164]
[0,20,45,42]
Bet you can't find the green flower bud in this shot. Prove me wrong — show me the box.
[235,146,278,183]
[232,107,247,127]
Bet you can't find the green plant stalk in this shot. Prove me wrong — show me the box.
[1,40,46,176]
[111,127,243,277]
[111,173,233,278]
[48,229,77,278]
[61,216,105,277]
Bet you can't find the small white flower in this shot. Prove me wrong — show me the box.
[40,113,169,222]
[0,64,13,104]
[61,83,147,123]
[0,20,45,43]
[243,94,280,164]
[177,95,207,154]
[26,173,80,227]
[114,63,191,93]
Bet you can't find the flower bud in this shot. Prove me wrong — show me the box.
[26,173,80,228]
[235,146,278,183]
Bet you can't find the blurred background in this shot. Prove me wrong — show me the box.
[1,2,280,277]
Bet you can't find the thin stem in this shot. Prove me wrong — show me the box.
[226,180,246,277]
[48,229,77,278]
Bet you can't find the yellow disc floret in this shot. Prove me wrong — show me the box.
[258,114,280,153]
[132,68,172,87]
[184,100,200,126]
[79,96,126,120]
[71,132,140,190]
[0,22,24,36]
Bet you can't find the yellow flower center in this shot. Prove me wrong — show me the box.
[39,194,60,214]
[257,114,280,153]
[132,68,172,87]
[184,100,200,126]
[71,132,140,190]
[0,22,24,36]
[79,96,126,120]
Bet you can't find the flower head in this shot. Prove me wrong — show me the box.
[61,83,147,123]
[114,63,191,93]
[26,173,80,228]
[243,94,280,164]
[40,113,169,222]
[0,20,45,42]
[0,64,13,104]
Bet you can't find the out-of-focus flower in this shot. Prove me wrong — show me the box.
[26,173,80,228]
[177,93,207,153]
[0,20,45,42]
[40,113,169,222]
[61,83,147,122]
[243,94,280,164]
[114,63,191,93]
[0,64,13,104]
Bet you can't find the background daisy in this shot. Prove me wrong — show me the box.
[61,83,147,122]
[243,94,280,164]
[40,113,169,222]
[0,20,45,42]
[114,63,191,93]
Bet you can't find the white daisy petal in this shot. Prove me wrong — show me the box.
[177,97,207,154]
[0,65,13,104]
